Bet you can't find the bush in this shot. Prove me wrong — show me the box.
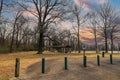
[0,45,9,53]
[0,44,36,54]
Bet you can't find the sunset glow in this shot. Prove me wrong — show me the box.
[74,0,107,9]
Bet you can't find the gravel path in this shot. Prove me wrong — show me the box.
[17,56,120,80]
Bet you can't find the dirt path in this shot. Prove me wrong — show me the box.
[18,56,120,80]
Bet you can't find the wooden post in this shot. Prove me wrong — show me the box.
[64,57,68,70]
[15,58,20,77]
[42,58,45,73]
[83,56,87,67]
[97,55,100,66]
[110,54,113,64]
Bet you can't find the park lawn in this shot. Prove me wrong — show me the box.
[0,51,42,80]
[0,51,120,80]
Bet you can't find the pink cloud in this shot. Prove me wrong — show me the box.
[23,11,35,18]
[74,0,107,10]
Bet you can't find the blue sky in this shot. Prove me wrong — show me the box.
[2,0,120,19]
[110,0,120,9]
[3,0,120,9]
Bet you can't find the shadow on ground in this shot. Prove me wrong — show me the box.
[16,57,120,80]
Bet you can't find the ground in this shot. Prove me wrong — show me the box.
[16,56,120,80]
[0,51,40,80]
[0,51,120,80]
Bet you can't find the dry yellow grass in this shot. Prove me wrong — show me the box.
[0,51,41,80]
[0,51,120,80]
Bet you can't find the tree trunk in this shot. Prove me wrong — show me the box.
[0,0,3,17]
[105,36,108,53]
[104,27,108,53]
[77,16,80,53]
[16,41,20,48]
[37,20,44,54]
[9,24,16,53]
[37,32,44,54]
[16,30,19,48]
[78,32,80,53]
[94,32,98,53]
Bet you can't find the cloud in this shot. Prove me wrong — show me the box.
[23,11,35,18]
[74,0,107,10]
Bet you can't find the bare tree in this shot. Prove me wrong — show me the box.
[9,10,24,53]
[71,4,86,53]
[0,24,6,44]
[87,11,99,53]
[108,12,120,54]
[19,0,67,54]
[96,3,116,53]
[15,15,28,48]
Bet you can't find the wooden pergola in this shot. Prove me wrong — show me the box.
[51,45,71,53]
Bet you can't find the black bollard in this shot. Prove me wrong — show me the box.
[64,57,68,70]
[42,58,45,73]
[83,56,87,67]
[110,54,113,64]
[15,58,20,77]
[102,52,105,57]
[97,55,100,66]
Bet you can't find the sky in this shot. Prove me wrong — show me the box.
[2,0,120,18]
[3,0,120,9]
[111,0,120,9]
[2,0,120,44]
[66,0,120,44]
[74,0,120,10]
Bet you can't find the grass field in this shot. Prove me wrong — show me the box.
[0,51,40,80]
[0,51,120,80]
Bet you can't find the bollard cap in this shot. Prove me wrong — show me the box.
[16,58,20,61]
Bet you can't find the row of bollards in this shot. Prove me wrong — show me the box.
[42,58,45,73]
[102,52,105,57]
[110,54,113,64]
[83,56,87,67]
[64,57,68,70]
[83,55,100,67]
[101,52,113,64]
[97,55,100,66]
[15,54,113,77]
